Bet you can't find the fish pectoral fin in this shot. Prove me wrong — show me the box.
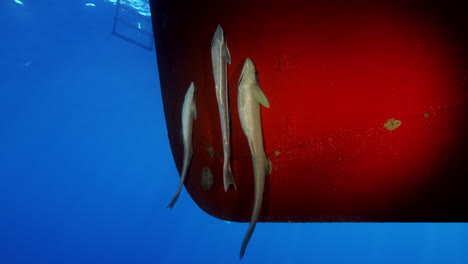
[223,45,231,64]
[238,71,244,87]
[265,158,272,176]
[192,103,197,120]
[253,85,270,108]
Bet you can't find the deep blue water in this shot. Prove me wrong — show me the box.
[0,1,467,263]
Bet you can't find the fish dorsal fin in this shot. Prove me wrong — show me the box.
[223,45,231,64]
[192,101,197,120]
[253,85,270,108]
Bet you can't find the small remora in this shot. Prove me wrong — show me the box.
[167,82,197,209]
[211,24,237,191]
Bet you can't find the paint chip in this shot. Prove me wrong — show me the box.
[206,146,214,158]
[273,151,281,156]
[384,118,402,131]
[423,113,430,118]
[200,167,213,190]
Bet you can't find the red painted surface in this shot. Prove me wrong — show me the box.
[150,0,467,222]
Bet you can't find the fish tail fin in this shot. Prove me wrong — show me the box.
[167,156,191,208]
[167,178,185,208]
[223,165,237,191]
[167,176,185,209]
[240,158,266,259]
[239,220,256,259]
[166,191,181,209]
[239,189,262,259]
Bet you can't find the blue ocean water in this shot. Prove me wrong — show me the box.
[0,0,466,263]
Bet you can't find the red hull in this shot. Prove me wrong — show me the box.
[150,0,467,222]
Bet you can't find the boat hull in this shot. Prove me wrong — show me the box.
[150,0,468,222]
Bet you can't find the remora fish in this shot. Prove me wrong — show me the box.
[167,82,197,208]
[237,58,271,259]
[211,24,237,191]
